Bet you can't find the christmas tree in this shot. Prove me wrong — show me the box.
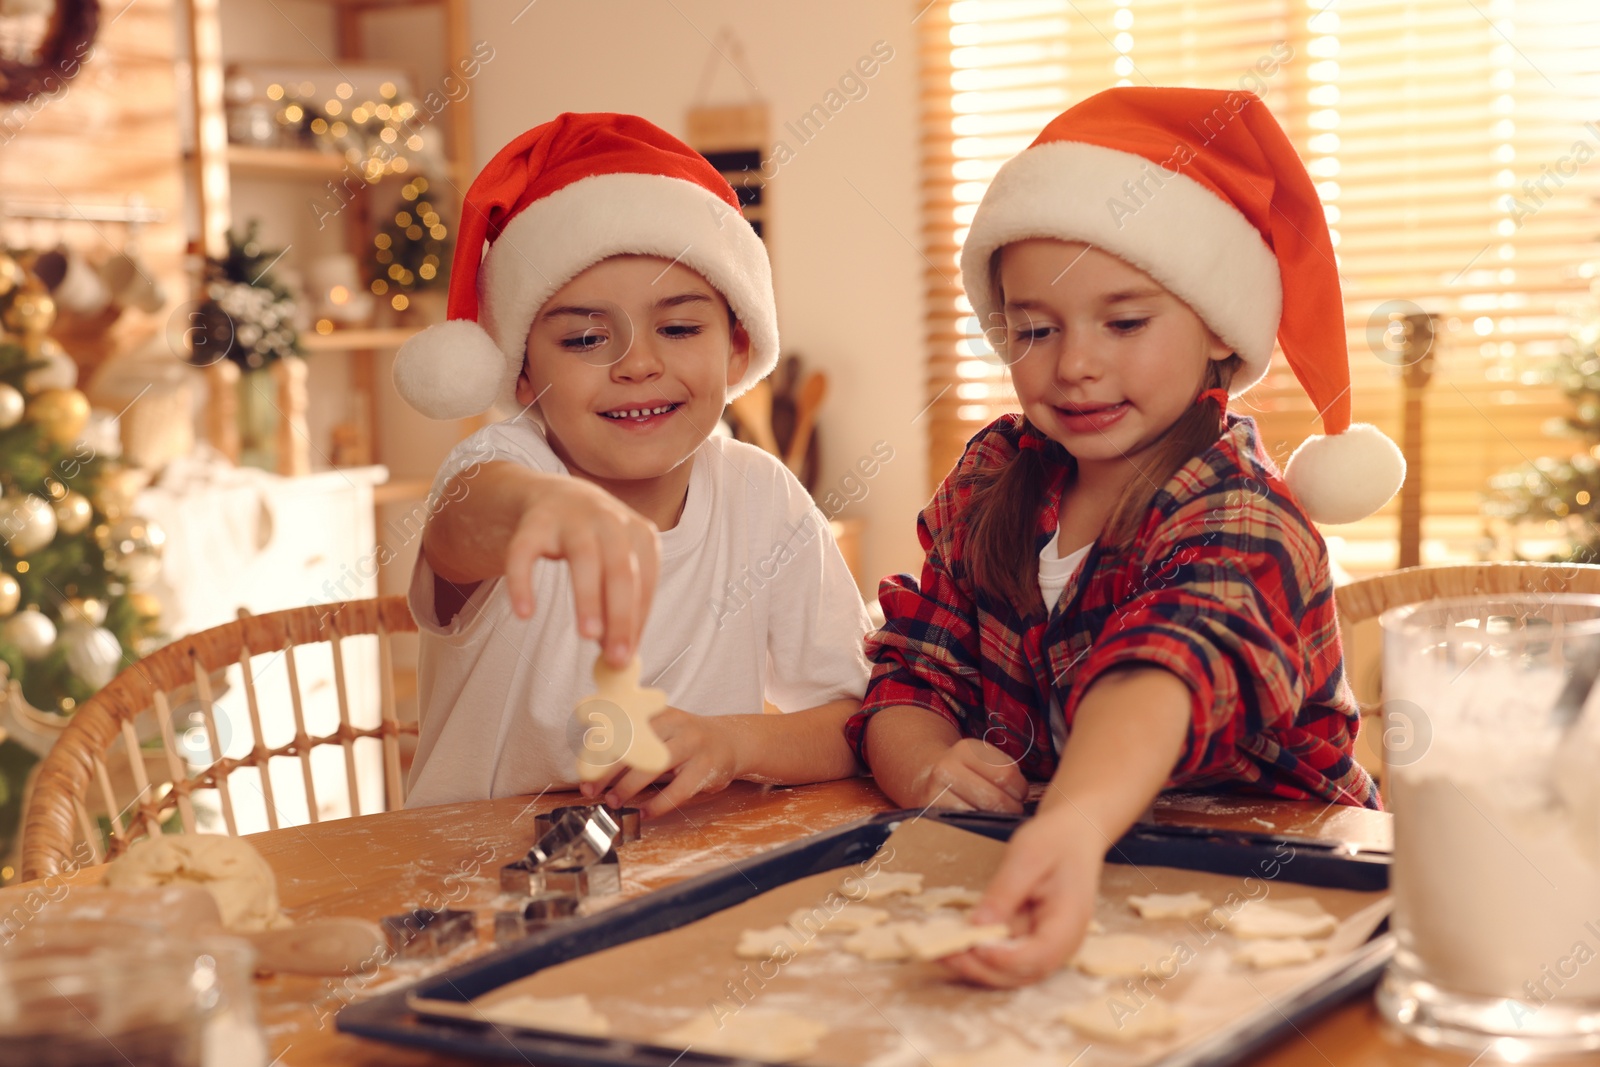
[1485,316,1600,561]
[0,254,162,878]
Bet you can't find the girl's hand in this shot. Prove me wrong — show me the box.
[908,737,1028,813]
[579,708,743,818]
[941,806,1104,987]
[505,477,660,667]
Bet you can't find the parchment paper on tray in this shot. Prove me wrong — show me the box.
[416,817,1390,1066]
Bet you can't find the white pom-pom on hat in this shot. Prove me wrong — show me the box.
[1285,422,1407,526]
[393,319,509,420]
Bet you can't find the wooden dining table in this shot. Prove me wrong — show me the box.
[18,778,1565,1066]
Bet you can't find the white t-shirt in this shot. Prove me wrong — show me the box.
[405,414,874,808]
[1039,528,1092,756]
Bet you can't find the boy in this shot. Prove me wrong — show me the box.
[392,113,871,813]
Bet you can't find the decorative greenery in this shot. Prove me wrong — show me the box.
[367,174,452,314]
[1486,319,1600,561]
[196,221,302,371]
[271,79,430,181]
[0,257,167,880]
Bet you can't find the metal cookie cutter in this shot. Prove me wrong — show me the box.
[493,892,582,943]
[534,803,641,844]
[526,806,619,867]
[381,907,475,960]
[540,847,621,898]
[501,805,623,897]
[605,805,642,843]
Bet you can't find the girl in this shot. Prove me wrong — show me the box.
[847,87,1405,987]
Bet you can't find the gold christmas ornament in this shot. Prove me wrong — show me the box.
[53,490,93,535]
[3,286,56,335]
[105,515,166,586]
[0,382,23,430]
[64,596,106,626]
[27,388,90,444]
[127,591,161,620]
[1,493,58,556]
[0,251,23,298]
[0,573,19,616]
[94,464,147,520]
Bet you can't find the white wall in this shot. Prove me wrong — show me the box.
[458,0,929,591]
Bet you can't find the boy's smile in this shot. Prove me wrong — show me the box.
[517,255,751,530]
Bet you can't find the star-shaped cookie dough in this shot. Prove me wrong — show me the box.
[573,656,671,782]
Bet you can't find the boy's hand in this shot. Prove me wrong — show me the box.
[908,737,1028,813]
[506,477,660,667]
[940,805,1103,987]
[580,708,745,819]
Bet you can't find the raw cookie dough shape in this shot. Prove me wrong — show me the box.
[1127,891,1214,920]
[1222,899,1337,940]
[930,1035,1071,1067]
[788,903,889,935]
[844,921,922,961]
[842,870,924,901]
[1071,934,1173,977]
[573,657,671,783]
[736,924,817,959]
[1233,938,1325,969]
[912,886,983,910]
[660,1008,828,1062]
[103,833,287,931]
[1060,996,1181,1042]
[480,994,610,1036]
[897,916,1010,961]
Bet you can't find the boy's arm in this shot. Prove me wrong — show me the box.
[586,699,862,818]
[422,461,660,667]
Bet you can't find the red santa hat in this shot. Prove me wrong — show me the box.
[960,86,1404,525]
[394,112,778,420]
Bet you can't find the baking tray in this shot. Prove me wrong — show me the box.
[337,808,1392,1066]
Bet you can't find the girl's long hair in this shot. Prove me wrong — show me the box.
[962,249,1243,612]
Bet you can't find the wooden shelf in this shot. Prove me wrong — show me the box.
[226,145,359,179]
[301,327,418,353]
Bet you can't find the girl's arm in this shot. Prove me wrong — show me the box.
[944,665,1190,988]
[584,699,865,818]
[422,461,659,666]
[862,706,1028,813]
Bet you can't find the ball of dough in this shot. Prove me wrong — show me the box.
[104,834,287,931]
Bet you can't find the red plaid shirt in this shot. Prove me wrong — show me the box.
[848,413,1379,810]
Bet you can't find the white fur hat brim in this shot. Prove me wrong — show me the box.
[959,141,1282,395]
[394,171,777,421]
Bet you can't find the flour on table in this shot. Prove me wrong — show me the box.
[1223,899,1336,940]
[660,1009,827,1062]
[788,903,889,935]
[1060,996,1180,1042]
[897,917,1010,961]
[479,994,610,1037]
[736,924,817,959]
[1127,891,1213,920]
[1071,934,1172,977]
[911,886,983,911]
[1233,938,1325,969]
[928,1035,1072,1067]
